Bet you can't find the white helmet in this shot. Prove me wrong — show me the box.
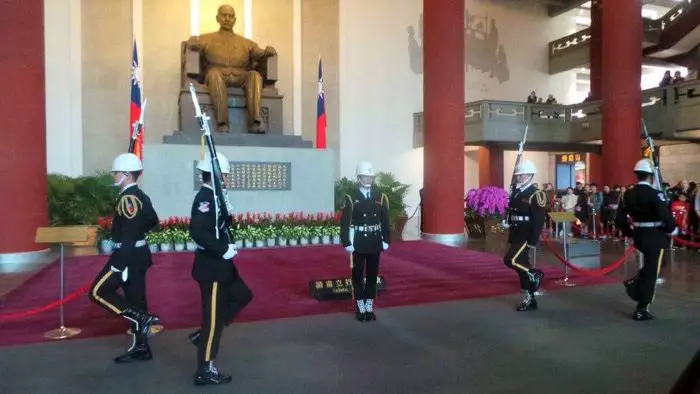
[356,161,375,177]
[633,158,653,174]
[514,159,537,175]
[197,152,231,174]
[111,153,143,172]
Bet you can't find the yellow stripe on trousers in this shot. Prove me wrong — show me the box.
[205,282,219,362]
[511,242,530,272]
[651,249,665,303]
[350,255,355,300]
[91,271,123,315]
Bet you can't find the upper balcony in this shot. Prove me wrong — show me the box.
[549,0,700,74]
[412,79,700,153]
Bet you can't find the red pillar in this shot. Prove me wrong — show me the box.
[587,153,603,186]
[602,0,642,187]
[589,0,602,100]
[423,0,464,238]
[0,0,48,254]
[478,146,504,187]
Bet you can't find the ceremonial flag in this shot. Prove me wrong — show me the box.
[130,40,144,159]
[316,57,327,149]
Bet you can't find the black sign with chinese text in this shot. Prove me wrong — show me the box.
[556,153,584,164]
[309,275,387,301]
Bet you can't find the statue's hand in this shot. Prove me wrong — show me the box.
[264,46,277,57]
[187,36,202,51]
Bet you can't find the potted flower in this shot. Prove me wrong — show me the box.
[237,228,253,248]
[262,226,277,247]
[97,216,114,254]
[288,226,300,246]
[229,228,244,249]
[331,226,341,244]
[159,229,174,252]
[186,235,198,252]
[464,186,509,238]
[249,227,265,248]
[277,225,291,247]
[320,226,333,244]
[172,229,189,252]
[145,231,161,253]
[298,226,311,245]
[309,226,322,245]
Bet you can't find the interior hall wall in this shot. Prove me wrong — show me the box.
[338,0,576,211]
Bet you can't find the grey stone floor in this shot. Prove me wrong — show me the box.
[1,283,698,394]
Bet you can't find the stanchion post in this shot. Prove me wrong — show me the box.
[35,226,92,340]
[549,212,578,288]
[592,213,598,240]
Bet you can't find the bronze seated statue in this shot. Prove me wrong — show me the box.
[179,41,284,136]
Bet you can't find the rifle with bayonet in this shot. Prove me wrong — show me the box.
[509,124,529,196]
[641,120,668,200]
[129,98,147,154]
[506,125,529,226]
[188,82,232,240]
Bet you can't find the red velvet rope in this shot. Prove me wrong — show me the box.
[542,237,636,276]
[0,283,92,322]
[671,236,700,248]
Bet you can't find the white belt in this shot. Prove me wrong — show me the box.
[510,215,530,222]
[632,221,662,228]
[354,225,381,232]
[113,240,147,248]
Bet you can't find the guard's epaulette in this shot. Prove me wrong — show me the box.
[528,189,547,208]
[380,193,390,208]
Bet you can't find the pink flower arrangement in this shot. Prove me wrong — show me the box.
[464,187,509,218]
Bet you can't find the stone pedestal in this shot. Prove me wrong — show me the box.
[140,144,335,218]
[548,238,601,269]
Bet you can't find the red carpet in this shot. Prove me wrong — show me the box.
[0,241,612,347]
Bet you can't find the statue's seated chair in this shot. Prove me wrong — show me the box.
[179,41,284,135]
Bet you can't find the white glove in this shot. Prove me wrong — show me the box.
[110,265,129,282]
[344,245,354,253]
[669,227,679,237]
[382,242,389,250]
[223,244,238,259]
[501,219,510,229]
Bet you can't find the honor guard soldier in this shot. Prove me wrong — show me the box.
[502,159,546,311]
[187,152,253,386]
[615,159,676,321]
[88,153,161,363]
[340,161,390,322]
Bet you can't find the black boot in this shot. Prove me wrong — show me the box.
[114,335,153,363]
[188,330,201,346]
[121,307,158,339]
[194,361,232,386]
[355,300,366,322]
[528,269,545,293]
[633,305,654,321]
[516,290,538,312]
[364,299,376,321]
[624,277,640,302]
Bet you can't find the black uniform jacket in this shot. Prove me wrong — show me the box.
[615,182,675,249]
[189,185,237,283]
[340,186,390,254]
[507,184,546,246]
[110,184,159,270]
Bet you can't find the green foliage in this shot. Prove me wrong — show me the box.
[47,172,118,226]
[334,172,411,230]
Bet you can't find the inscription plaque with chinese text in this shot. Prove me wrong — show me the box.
[193,161,292,191]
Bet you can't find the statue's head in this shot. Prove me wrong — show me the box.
[216,4,237,31]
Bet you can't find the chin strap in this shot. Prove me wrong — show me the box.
[113,173,127,187]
